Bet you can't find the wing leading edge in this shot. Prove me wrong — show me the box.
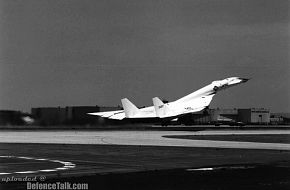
[87,110,125,120]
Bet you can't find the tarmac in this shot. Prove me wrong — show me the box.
[0,130,289,150]
[1,128,290,189]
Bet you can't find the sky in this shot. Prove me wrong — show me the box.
[0,0,289,113]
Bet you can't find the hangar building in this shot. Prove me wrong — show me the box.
[31,106,121,125]
[186,108,270,125]
[238,108,270,124]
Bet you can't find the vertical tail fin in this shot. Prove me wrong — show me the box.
[121,98,139,118]
[152,97,171,118]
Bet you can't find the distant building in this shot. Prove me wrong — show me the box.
[188,110,211,124]
[214,108,238,122]
[65,106,100,125]
[179,108,271,125]
[179,108,238,125]
[0,110,32,125]
[270,113,290,125]
[31,107,66,125]
[31,106,121,125]
[238,108,270,124]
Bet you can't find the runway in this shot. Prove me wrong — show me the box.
[1,129,290,189]
[0,130,290,150]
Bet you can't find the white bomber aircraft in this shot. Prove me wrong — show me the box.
[88,77,249,122]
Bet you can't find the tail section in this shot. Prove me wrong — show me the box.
[152,97,171,118]
[121,98,139,118]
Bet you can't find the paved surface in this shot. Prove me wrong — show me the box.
[164,134,290,143]
[0,130,290,150]
[1,143,290,177]
[1,130,290,189]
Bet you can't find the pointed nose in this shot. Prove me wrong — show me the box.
[239,78,250,82]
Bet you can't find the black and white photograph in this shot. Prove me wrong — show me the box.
[0,0,289,189]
